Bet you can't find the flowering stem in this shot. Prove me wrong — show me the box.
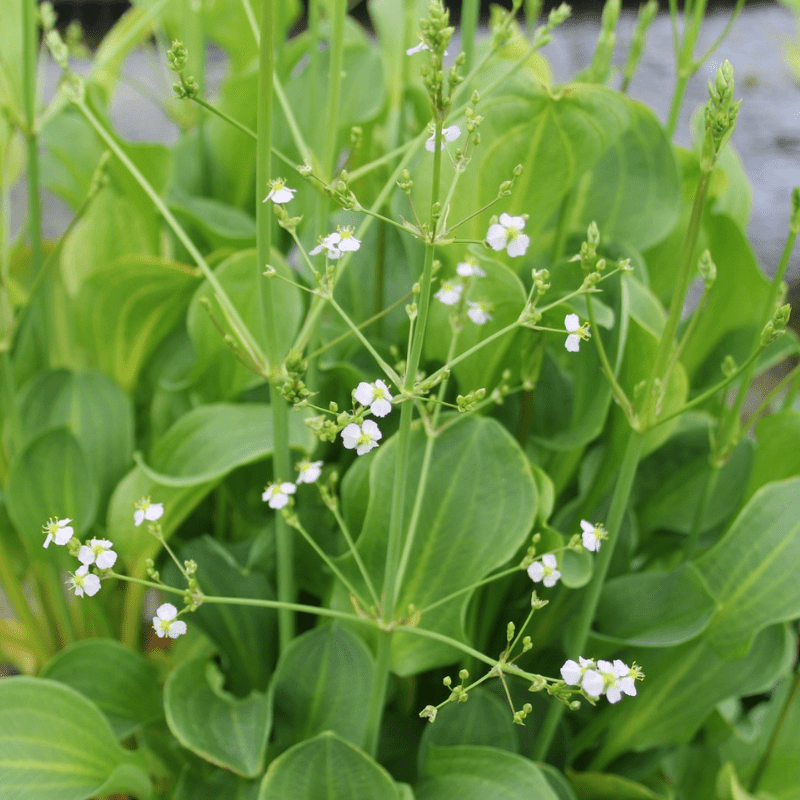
[533,430,644,761]
[326,296,403,386]
[256,0,295,655]
[417,566,520,615]
[322,0,346,182]
[75,99,269,374]
[286,515,370,608]
[665,0,706,139]
[741,362,800,438]
[461,0,480,73]
[327,503,381,608]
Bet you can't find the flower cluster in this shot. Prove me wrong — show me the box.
[435,259,492,325]
[262,458,325,510]
[526,520,608,589]
[337,378,395,456]
[560,657,642,704]
[310,225,361,260]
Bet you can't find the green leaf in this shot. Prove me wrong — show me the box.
[417,687,519,774]
[340,415,537,675]
[258,731,400,800]
[165,536,277,695]
[696,477,800,658]
[16,369,135,508]
[165,657,271,778]
[584,625,795,765]
[40,640,162,739]
[6,428,98,556]
[594,563,717,647]
[636,414,753,535]
[107,402,314,567]
[168,190,256,250]
[187,249,303,402]
[0,677,152,800]
[566,99,681,251]
[174,765,261,800]
[745,411,800,501]
[271,623,374,750]
[416,745,558,800]
[75,255,199,391]
[567,769,662,799]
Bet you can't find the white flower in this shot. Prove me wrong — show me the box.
[78,538,118,570]
[406,42,448,56]
[425,125,461,152]
[134,498,164,527]
[42,517,73,548]
[596,659,638,704]
[527,553,561,588]
[310,226,361,259]
[152,603,187,639]
[561,656,604,697]
[341,419,382,455]
[296,459,323,484]
[354,380,393,417]
[435,280,463,306]
[456,260,486,277]
[486,213,530,257]
[467,300,492,325]
[67,565,101,598]
[580,520,606,552]
[262,481,297,509]
[565,314,587,353]
[262,178,296,204]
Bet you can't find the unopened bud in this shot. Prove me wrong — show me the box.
[698,250,717,288]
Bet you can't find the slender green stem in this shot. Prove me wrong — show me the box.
[749,668,800,793]
[328,503,380,608]
[418,566,520,615]
[534,430,644,761]
[683,463,718,561]
[75,100,268,373]
[308,0,321,153]
[256,0,295,654]
[642,171,711,426]
[665,0,707,139]
[322,0,346,181]
[696,0,746,68]
[192,96,257,140]
[326,296,402,386]
[461,0,480,73]
[289,516,369,607]
[347,138,417,182]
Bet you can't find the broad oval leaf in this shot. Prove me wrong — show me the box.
[258,731,399,800]
[745,411,800,501]
[593,563,718,647]
[341,415,537,675]
[416,744,559,800]
[696,477,800,658]
[16,369,135,508]
[566,769,663,799]
[6,427,98,556]
[40,640,162,739]
[75,255,199,391]
[271,623,374,750]
[164,657,271,778]
[0,677,152,800]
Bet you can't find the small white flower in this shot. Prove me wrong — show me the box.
[596,659,638,704]
[262,178,296,204]
[580,668,606,698]
[580,520,606,552]
[456,260,486,278]
[310,226,361,260]
[341,419,382,455]
[435,280,463,306]
[485,213,530,257]
[42,517,73,548]
[406,41,448,56]
[467,300,492,325]
[353,380,393,417]
[296,459,323,485]
[560,656,604,697]
[67,565,101,598]
[262,481,297,509]
[152,603,187,639]
[565,314,587,353]
[134,498,164,527]
[425,125,461,152]
[527,553,561,588]
[78,538,118,570]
